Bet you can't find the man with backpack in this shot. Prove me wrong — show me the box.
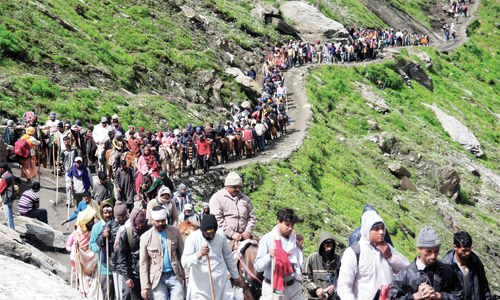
[0,162,16,230]
[337,210,409,300]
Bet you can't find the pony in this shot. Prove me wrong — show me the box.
[177,220,197,241]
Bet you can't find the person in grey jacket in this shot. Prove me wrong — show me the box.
[0,162,15,229]
[389,226,462,300]
[442,231,492,300]
[59,136,78,206]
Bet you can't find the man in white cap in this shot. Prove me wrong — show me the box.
[93,116,112,171]
[146,186,179,225]
[389,226,462,300]
[199,202,210,222]
[66,156,93,207]
[209,172,256,249]
[140,206,185,300]
[177,203,200,227]
[337,210,409,300]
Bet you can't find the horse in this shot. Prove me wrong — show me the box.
[235,241,264,300]
[234,134,244,159]
[207,139,218,166]
[177,220,198,241]
[271,125,278,140]
[218,138,229,164]
[278,115,287,137]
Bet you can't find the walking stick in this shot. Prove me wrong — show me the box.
[97,248,102,300]
[206,254,216,300]
[70,264,73,289]
[37,146,41,182]
[56,147,59,205]
[66,191,71,231]
[106,236,110,300]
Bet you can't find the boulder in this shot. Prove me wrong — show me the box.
[388,163,411,178]
[0,254,85,300]
[250,3,280,24]
[311,75,324,85]
[438,166,461,200]
[0,231,32,262]
[400,176,418,192]
[225,67,245,78]
[14,216,67,250]
[180,5,196,19]
[25,243,69,277]
[355,82,389,113]
[422,103,483,157]
[271,17,297,35]
[280,1,348,42]
[235,74,261,97]
[197,70,215,90]
[215,37,231,52]
[407,48,433,71]
[396,58,433,91]
[377,132,396,153]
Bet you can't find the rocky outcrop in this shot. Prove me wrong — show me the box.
[0,230,32,262]
[14,216,67,250]
[388,163,411,178]
[0,254,84,300]
[438,166,461,201]
[355,82,389,113]
[400,176,418,192]
[422,103,483,157]
[225,67,260,97]
[377,131,396,153]
[271,18,297,36]
[250,3,280,24]
[396,58,434,91]
[280,1,347,42]
[407,48,434,71]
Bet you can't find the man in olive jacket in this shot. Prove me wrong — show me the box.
[139,206,185,300]
[303,232,341,300]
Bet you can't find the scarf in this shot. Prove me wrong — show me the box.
[271,225,304,291]
[143,151,159,170]
[131,209,148,234]
[69,164,91,191]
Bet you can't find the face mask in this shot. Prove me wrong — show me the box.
[180,192,186,197]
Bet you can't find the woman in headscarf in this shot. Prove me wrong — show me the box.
[135,146,160,193]
[19,127,41,183]
[72,207,99,298]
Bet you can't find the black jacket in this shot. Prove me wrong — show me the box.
[442,250,492,300]
[389,258,462,300]
[95,219,122,271]
[117,225,152,281]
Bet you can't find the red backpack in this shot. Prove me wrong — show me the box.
[14,139,31,158]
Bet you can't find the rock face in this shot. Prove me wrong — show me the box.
[422,103,484,157]
[407,48,434,71]
[280,1,347,42]
[438,166,461,200]
[271,18,297,35]
[355,82,389,113]
[0,254,85,300]
[250,3,280,24]
[14,216,67,250]
[377,132,396,153]
[400,176,418,192]
[396,58,434,91]
[225,67,260,97]
[389,163,411,178]
[0,230,32,262]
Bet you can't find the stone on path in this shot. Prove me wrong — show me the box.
[14,216,67,250]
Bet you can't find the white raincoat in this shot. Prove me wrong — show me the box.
[181,228,240,300]
[337,210,409,300]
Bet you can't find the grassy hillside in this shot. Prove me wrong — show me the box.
[239,0,500,292]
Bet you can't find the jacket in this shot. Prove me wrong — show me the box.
[209,189,256,239]
[94,219,122,271]
[337,211,409,300]
[389,258,462,300]
[139,225,185,290]
[0,171,15,204]
[442,250,492,300]
[59,148,78,172]
[117,224,152,281]
[303,232,341,300]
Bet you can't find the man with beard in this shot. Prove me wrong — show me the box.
[199,202,210,222]
[146,186,178,225]
[303,232,341,300]
[442,231,491,300]
[116,160,135,212]
[118,208,152,300]
[92,171,115,205]
[389,226,462,300]
[90,202,120,300]
[181,214,244,299]
[139,206,185,300]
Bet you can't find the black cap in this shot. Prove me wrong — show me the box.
[31,182,41,192]
[200,214,218,232]
[0,162,8,170]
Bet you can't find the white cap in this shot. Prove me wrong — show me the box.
[185,204,193,211]
[74,157,83,162]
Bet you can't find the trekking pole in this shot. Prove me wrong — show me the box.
[70,264,73,289]
[37,146,41,182]
[66,191,71,230]
[56,149,59,205]
[106,236,110,300]
[97,248,102,300]
[206,254,216,300]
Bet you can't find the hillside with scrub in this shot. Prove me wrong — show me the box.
[238,0,500,294]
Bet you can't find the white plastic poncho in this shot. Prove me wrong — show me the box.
[181,228,240,299]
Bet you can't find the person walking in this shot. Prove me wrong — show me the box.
[209,172,256,249]
[442,231,492,300]
[139,206,185,300]
[61,190,101,225]
[59,136,78,206]
[146,186,179,226]
[115,160,135,212]
[0,162,15,229]
[66,156,93,207]
[19,126,41,184]
[389,226,462,300]
[177,203,200,226]
[92,171,115,205]
[18,181,48,224]
[181,214,244,299]
[254,207,304,300]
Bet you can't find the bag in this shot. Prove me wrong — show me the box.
[14,139,31,158]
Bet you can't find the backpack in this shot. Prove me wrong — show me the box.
[14,139,31,158]
[278,104,285,113]
[350,241,361,266]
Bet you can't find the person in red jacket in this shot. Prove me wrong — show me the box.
[197,136,210,174]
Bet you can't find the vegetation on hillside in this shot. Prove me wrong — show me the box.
[239,0,500,291]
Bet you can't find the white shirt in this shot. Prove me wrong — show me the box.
[92,124,112,144]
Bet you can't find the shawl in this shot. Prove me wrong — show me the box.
[143,151,159,171]
[68,164,91,191]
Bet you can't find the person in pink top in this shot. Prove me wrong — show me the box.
[243,125,253,158]
[167,131,178,146]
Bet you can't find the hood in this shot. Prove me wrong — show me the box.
[317,232,336,259]
[360,210,385,239]
[186,123,192,131]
